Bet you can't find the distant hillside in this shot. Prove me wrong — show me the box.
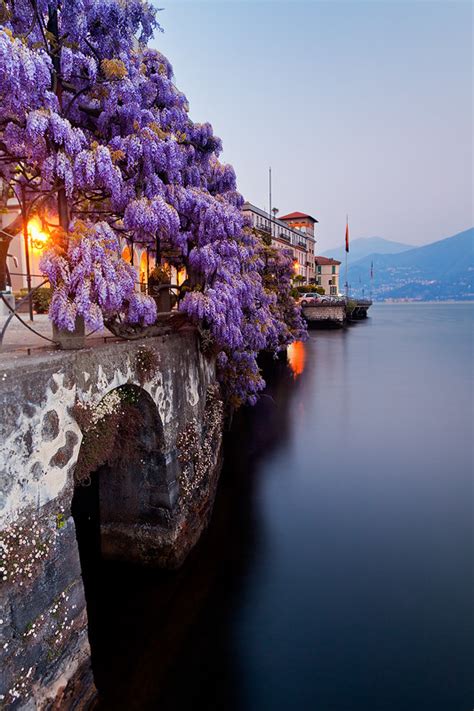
[345,228,473,301]
[323,236,411,263]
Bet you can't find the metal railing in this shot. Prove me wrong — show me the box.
[1,276,186,351]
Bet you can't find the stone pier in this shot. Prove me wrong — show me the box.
[302,298,372,326]
[302,302,346,327]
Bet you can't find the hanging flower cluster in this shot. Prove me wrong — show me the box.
[40,220,156,331]
[0,0,304,405]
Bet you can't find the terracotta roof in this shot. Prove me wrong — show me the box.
[314,256,341,265]
[279,211,319,223]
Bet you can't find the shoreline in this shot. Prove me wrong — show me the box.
[372,300,473,305]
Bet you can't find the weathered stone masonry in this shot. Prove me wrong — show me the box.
[302,304,345,326]
[0,328,223,709]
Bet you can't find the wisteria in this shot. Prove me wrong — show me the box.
[40,220,156,331]
[0,0,305,406]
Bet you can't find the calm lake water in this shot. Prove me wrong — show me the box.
[91,303,473,711]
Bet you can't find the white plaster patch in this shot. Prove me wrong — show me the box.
[185,363,200,408]
[141,368,172,427]
[0,373,81,526]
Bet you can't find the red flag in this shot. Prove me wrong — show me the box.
[345,220,349,253]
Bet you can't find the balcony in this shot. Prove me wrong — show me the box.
[278,232,291,242]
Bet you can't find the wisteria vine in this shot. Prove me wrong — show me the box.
[0,0,305,406]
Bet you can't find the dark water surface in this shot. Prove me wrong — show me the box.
[90,304,473,711]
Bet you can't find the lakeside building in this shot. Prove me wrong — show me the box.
[243,203,317,282]
[314,256,341,295]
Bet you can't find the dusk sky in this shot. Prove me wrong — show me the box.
[154,1,473,251]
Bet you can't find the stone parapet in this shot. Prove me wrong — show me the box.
[302,304,346,326]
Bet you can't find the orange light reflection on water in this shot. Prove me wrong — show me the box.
[287,340,306,378]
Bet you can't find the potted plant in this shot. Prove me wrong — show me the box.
[148,264,172,313]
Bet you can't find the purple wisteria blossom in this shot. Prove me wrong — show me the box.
[0,0,304,406]
[40,221,156,331]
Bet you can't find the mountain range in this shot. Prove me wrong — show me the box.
[323,236,411,263]
[324,228,473,301]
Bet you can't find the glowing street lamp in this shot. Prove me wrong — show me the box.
[28,217,50,252]
[22,216,50,320]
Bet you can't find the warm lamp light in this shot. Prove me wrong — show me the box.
[177,267,187,287]
[293,259,299,273]
[287,341,306,378]
[28,217,49,252]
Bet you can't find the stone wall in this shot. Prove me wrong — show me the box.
[0,328,223,709]
[303,304,346,326]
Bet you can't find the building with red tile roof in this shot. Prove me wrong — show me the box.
[313,256,341,266]
[279,211,319,224]
[243,202,317,282]
[314,255,341,295]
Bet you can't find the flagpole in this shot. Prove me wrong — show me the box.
[345,214,349,300]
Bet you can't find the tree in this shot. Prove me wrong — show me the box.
[0,0,159,330]
[0,0,304,406]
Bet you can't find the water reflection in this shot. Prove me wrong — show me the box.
[287,340,306,378]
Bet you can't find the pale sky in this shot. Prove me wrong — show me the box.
[153,0,473,251]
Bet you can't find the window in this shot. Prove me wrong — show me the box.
[330,286,337,295]
[317,265,321,274]
[332,265,336,274]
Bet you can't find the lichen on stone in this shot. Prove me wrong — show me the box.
[177,384,224,498]
[0,506,66,585]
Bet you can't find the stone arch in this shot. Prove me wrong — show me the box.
[71,384,170,575]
